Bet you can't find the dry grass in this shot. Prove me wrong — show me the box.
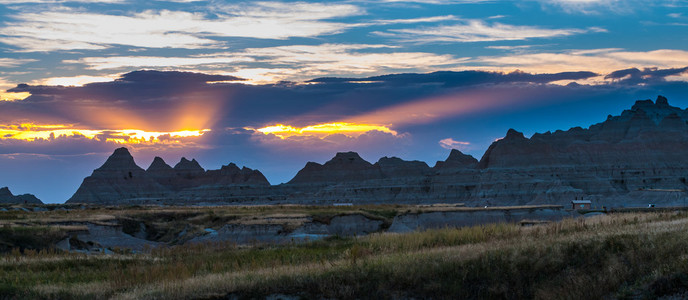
[3,207,688,299]
[112,212,688,299]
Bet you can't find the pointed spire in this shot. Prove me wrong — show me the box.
[504,128,525,140]
[95,147,144,172]
[147,156,172,172]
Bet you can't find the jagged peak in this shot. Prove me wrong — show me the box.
[219,163,241,173]
[504,128,525,140]
[174,157,204,171]
[223,162,240,168]
[631,99,655,110]
[376,156,403,163]
[96,147,143,172]
[447,149,472,160]
[113,147,130,155]
[625,96,683,124]
[376,156,430,168]
[656,95,669,107]
[478,95,688,169]
[110,147,132,157]
[303,161,320,167]
[333,151,363,160]
[325,151,372,166]
[288,151,382,184]
[631,95,673,110]
[434,149,478,169]
[147,156,172,172]
[0,187,42,204]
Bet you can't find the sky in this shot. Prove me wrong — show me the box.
[1,0,688,203]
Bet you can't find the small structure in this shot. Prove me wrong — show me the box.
[571,200,592,210]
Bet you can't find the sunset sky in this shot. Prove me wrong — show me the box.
[1,0,688,203]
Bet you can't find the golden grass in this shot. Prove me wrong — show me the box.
[107,212,688,299]
[4,207,688,299]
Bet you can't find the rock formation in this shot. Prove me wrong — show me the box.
[68,148,171,203]
[278,95,688,207]
[0,187,42,204]
[289,152,383,184]
[469,96,688,207]
[433,149,479,170]
[66,96,688,208]
[174,158,205,179]
[376,156,431,178]
[146,157,174,176]
[67,148,270,204]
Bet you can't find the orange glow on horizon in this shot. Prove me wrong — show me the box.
[0,123,210,144]
[247,122,397,139]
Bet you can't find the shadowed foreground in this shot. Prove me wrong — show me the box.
[2,211,688,299]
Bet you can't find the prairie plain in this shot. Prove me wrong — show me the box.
[1,204,688,299]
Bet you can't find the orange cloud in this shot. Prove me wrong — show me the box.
[0,91,30,101]
[247,122,397,139]
[248,88,534,146]
[0,123,210,144]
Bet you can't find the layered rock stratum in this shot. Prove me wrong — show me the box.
[67,96,688,207]
[0,187,42,204]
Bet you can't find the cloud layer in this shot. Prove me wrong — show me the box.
[0,3,362,51]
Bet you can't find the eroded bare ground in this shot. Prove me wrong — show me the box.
[0,203,575,254]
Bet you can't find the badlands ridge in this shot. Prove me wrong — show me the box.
[59,95,688,208]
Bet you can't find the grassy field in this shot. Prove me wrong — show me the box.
[1,209,688,299]
[0,203,561,246]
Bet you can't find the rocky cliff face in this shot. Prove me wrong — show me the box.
[470,95,688,206]
[0,187,42,204]
[66,96,688,207]
[67,148,270,204]
[277,96,688,207]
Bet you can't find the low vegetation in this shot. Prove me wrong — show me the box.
[0,208,686,299]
